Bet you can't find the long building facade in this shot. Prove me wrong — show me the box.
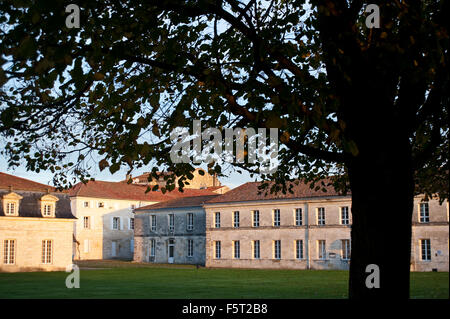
[203,182,449,271]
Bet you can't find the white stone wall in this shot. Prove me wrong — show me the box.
[71,196,156,260]
[0,217,74,272]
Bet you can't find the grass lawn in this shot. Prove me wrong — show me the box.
[0,260,448,299]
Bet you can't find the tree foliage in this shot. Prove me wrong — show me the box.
[0,0,448,199]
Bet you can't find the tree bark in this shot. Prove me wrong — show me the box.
[346,125,415,299]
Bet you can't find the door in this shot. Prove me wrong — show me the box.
[168,239,175,264]
[111,241,117,258]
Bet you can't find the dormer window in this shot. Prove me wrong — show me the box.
[43,204,53,216]
[2,192,22,217]
[40,194,59,218]
[6,202,16,215]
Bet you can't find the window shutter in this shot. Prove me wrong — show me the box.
[84,239,89,253]
[111,217,114,229]
[119,217,123,230]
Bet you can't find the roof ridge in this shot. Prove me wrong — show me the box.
[0,171,56,190]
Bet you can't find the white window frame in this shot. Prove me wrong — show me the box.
[42,204,53,217]
[420,239,431,261]
[187,213,194,231]
[41,240,52,264]
[214,212,221,228]
[83,201,90,208]
[252,210,260,227]
[419,203,430,223]
[84,239,90,253]
[214,241,221,259]
[295,208,302,226]
[83,216,91,229]
[296,240,304,259]
[5,202,16,215]
[253,240,260,259]
[233,241,240,259]
[168,214,175,232]
[273,209,280,227]
[151,215,157,231]
[98,202,105,208]
[233,211,240,228]
[341,239,351,260]
[3,239,15,265]
[340,207,350,225]
[187,239,194,257]
[318,240,326,260]
[150,239,156,257]
[317,207,326,225]
[274,240,281,259]
[112,217,121,230]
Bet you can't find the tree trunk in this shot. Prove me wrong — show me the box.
[347,128,415,299]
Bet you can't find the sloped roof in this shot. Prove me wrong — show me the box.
[136,195,219,211]
[205,180,346,204]
[0,172,55,192]
[0,172,74,219]
[69,180,217,201]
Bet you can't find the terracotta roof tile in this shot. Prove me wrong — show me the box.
[205,179,346,204]
[0,172,55,192]
[136,195,219,211]
[69,180,217,201]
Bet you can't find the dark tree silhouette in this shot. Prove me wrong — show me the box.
[0,0,448,298]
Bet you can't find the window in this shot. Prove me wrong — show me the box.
[233,211,240,228]
[419,203,430,223]
[112,217,121,230]
[42,240,52,264]
[168,214,175,232]
[84,239,90,253]
[273,209,280,227]
[98,202,105,208]
[151,215,157,231]
[317,207,326,225]
[318,240,326,260]
[3,240,15,264]
[233,241,240,259]
[83,201,89,208]
[341,239,351,260]
[252,210,260,227]
[295,208,302,226]
[215,241,221,259]
[42,204,53,216]
[187,213,194,231]
[274,240,281,259]
[150,239,156,257]
[421,239,431,261]
[131,204,136,210]
[5,202,16,215]
[214,212,221,228]
[296,240,304,259]
[253,240,260,259]
[83,216,90,229]
[341,207,349,225]
[187,239,194,257]
[129,218,135,230]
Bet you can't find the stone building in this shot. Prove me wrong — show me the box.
[127,168,226,191]
[69,180,218,260]
[0,172,75,272]
[133,194,218,265]
[203,181,449,271]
